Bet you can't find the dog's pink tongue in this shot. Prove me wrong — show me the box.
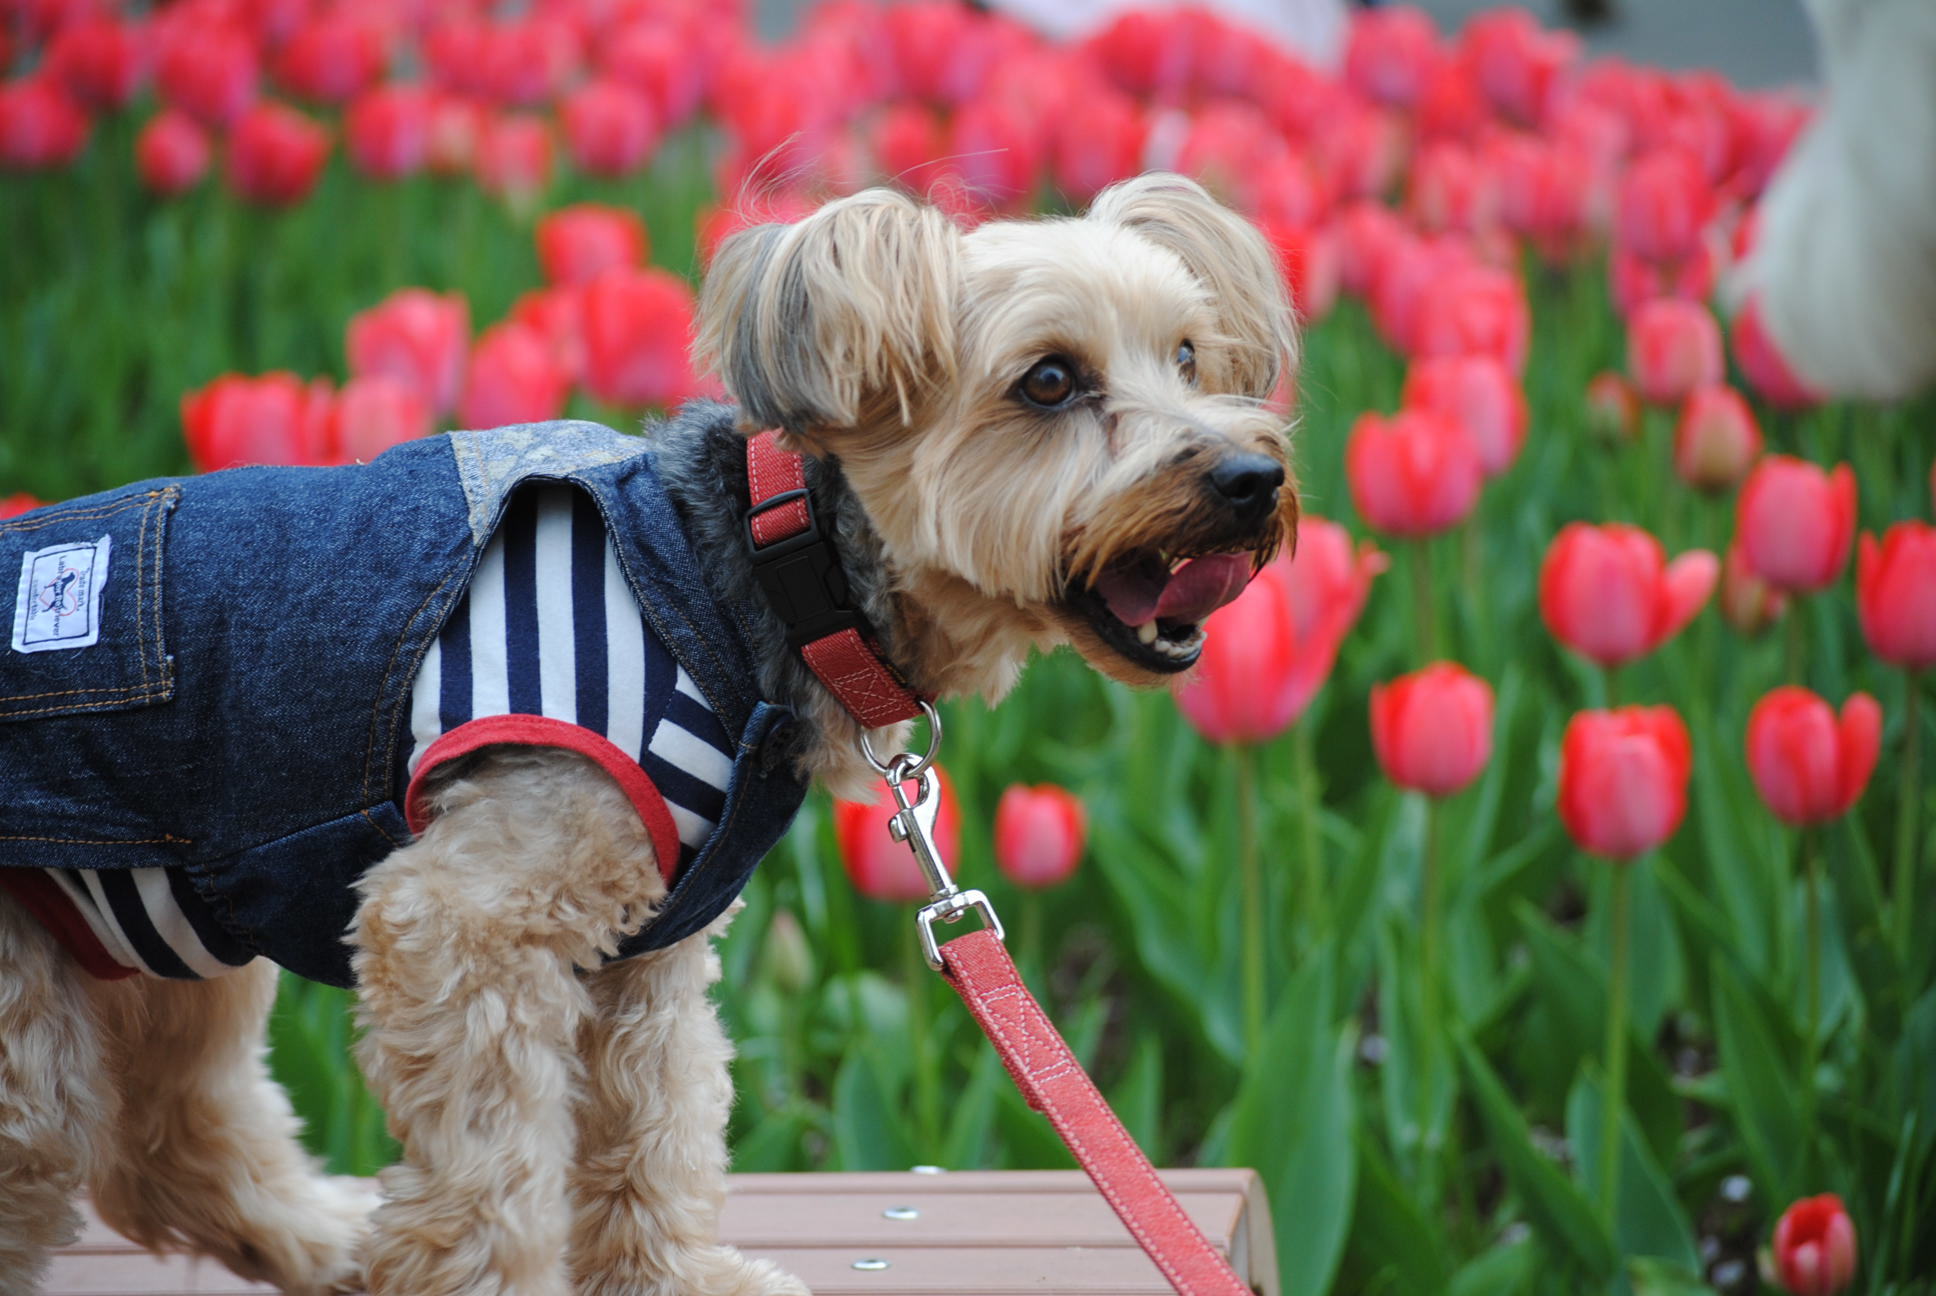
[1153,554,1253,624]
[1096,563,1165,627]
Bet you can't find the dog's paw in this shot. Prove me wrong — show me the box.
[287,1174,378,1295]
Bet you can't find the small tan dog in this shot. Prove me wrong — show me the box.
[0,173,1296,1295]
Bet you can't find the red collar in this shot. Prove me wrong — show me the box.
[743,431,926,729]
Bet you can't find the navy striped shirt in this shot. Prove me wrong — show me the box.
[37,484,732,980]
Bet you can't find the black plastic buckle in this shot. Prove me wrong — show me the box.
[745,487,863,648]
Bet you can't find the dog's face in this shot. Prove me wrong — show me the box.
[697,175,1298,692]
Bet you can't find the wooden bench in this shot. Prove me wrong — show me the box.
[50,1168,1276,1295]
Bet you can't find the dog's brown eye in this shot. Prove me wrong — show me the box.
[1019,356,1078,409]
[1176,340,1197,384]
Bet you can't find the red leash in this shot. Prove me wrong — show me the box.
[744,435,1254,1295]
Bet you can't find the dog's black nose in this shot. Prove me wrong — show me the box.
[1206,454,1284,519]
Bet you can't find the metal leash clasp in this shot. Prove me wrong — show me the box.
[859,702,1005,971]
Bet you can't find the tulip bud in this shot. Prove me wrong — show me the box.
[347,289,471,418]
[762,910,815,996]
[1346,408,1484,538]
[461,322,571,430]
[181,373,338,473]
[333,375,431,463]
[1856,523,1936,669]
[561,80,660,177]
[833,767,960,902]
[346,84,432,180]
[1558,706,1693,860]
[1673,385,1762,492]
[1746,687,1881,826]
[475,112,553,207]
[1540,523,1718,667]
[1370,662,1494,797]
[225,102,331,206]
[135,109,210,196]
[1585,371,1641,445]
[1,494,45,519]
[1737,456,1857,593]
[1614,148,1715,265]
[993,785,1087,890]
[536,205,649,287]
[581,266,701,408]
[1772,1194,1858,1296]
[0,77,91,170]
[1628,297,1724,408]
[1720,541,1787,637]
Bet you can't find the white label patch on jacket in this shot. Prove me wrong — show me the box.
[12,534,110,654]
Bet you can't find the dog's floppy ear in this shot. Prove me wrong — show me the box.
[696,189,959,437]
[1087,173,1296,400]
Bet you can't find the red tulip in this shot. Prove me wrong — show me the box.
[1558,706,1693,860]
[1370,662,1494,797]
[135,110,211,195]
[459,322,571,430]
[46,18,147,110]
[508,287,587,382]
[1737,457,1857,593]
[1335,198,1406,299]
[1346,408,1483,538]
[1408,142,1497,237]
[0,78,90,169]
[946,95,1043,212]
[1673,385,1762,492]
[474,113,553,203]
[1627,298,1724,407]
[1585,371,1641,444]
[993,784,1086,890]
[1540,524,1718,667]
[346,289,470,418]
[1614,148,1715,265]
[1748,687,1882,826]
[1460,8,1577,128]
[1,494,44,519]
[181,373,337,473]
[1732,295,1819,410]
[1368,233,1470,354]
[225,102,330,206]
[1608,243,1717,321]
[581,266,699,408]
[156,23,259,128]
[345,84,432,180]
[1857,523,1936,669]
[1344,6,1442,109]
[1401,354,1527,477]
[332,375,431,463]
[1176,563,1300,745]
[561,80,659,177]
[1720,540,1787,637]
[833,765,960,902]
[601,21,706,127]
[536,205,648,287]
[1259,514,1384,708]
[273,15,387,105]
[1409,263,1530,374]
[1772,1194,1858,1296]
[1048,88,1144,202]
[1493,134,1593,262]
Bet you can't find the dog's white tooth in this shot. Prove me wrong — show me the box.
[1137,620,1159,645]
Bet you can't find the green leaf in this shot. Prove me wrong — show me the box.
[1710,955,1807,1205]
[1224,955,1356,1296]
[1565,1072,1701,1271]
[941,1042,1007,1170]
[1456,1035,1617,1281]
[1376,918,1455,1177]
[1342,1130,1451,1295]
[1108,1034,1164,1158]
[1627,1257,1715,1296]
[1447,1233,1536,1296]
[832,1049,915,1171]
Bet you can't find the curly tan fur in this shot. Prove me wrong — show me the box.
[0,172,1295,1296]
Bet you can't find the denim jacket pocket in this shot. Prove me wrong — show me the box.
[0,486,178,722]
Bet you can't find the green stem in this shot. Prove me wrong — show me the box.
[1786,602,1805,687]
[1894,673,1923,958]
[1803,830,1822,1105]
[1410,539,1438,660]
[903,932,939,1150]
[1422,794,1444,1015]
[1236,743,1267,1058]
[1600,863,1634,1224]
[1294,722,1327,937]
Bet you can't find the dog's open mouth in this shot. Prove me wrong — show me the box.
[1068,549,1258,673]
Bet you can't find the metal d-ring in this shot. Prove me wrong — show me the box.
[858,699,942,781]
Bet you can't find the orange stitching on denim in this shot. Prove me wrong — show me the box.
[134,492,152,687]
[0,496,156,533]
[361,808,404,849]
[0,683,164,700]
[146,489,176,684]
[0,690,170,718]
[362,569,459,804]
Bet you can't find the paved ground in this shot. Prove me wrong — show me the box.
[752,0,1820,89]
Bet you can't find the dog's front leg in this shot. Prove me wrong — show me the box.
[352,749,664,1296]
[570,927,808,1296]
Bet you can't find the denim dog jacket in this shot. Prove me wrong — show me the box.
[0,415,810,988]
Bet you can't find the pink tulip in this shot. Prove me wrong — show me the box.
[459,323,572,430]
[536,205,648,287]
[1344,6,1442,109]
[1558,707,1693,860]
[1408,142,1497,237]
[1370,662,1494,797]
[474,112,553,203]
[347,289,470,418]
[1176,564,1302,745]
[1401,354,1527,477]
[1720,540,1788,637]
[333,375,431,463]
[1673,385,1762,493]
[1627,298,1724,407]
[560,80,659,177]
[1585,371,1641,445]
[993,784,1086,890]
[346,84,432,180]
[602,21,707,127]
[1540,524,1719,667]
[273,15,388,105]
[426,92,487,175]
[1346,408,1483,538]
[1608,243,1717,321]
[46,18,147,110]
[1857,523,1936,669]
[180,373,337,473]
[1409,263,1530,374]
[135,110,210,195]
[1772,1195,1858,1296]
[581,266,700,408]
[1615,148,1715,265]
[1747,687,1881,826]
[0,77,90,169]
[155,21,258,128]
[225,102,331,206]
[1737,457,1857,593]
[1335,199,1407,299]
[508,287,588,382]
